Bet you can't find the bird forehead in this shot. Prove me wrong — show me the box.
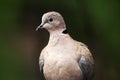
[42,12,61,20]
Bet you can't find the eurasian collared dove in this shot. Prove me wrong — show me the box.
[36,11,94,80]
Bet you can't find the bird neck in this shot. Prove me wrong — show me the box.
[48,31,62,45]
[48,29,70,46]
[62,28,68,34]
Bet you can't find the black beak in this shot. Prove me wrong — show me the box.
[36,24,43,31]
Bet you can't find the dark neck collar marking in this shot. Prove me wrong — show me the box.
[62,29,68,34]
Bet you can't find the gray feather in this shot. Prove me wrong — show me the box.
[79,56,88,80]
[39,59,44,73]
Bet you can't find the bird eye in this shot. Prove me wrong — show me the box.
[49,18,53,22]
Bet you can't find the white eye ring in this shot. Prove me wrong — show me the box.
[49,18,53,22]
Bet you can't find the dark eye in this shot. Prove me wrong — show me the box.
[49,18,53,22]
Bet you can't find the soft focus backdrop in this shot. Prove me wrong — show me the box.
[0,0,120,80]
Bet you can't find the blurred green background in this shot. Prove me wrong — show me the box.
[0,0,120,80]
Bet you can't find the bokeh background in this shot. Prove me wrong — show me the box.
[0,0,120,80]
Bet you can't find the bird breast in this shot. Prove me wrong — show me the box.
[43,46,82,80]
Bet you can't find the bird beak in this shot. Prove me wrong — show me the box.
[36,23,44,31]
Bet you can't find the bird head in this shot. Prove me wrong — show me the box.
[36,11,66,33]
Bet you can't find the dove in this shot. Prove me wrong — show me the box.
[36,11,94,80]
